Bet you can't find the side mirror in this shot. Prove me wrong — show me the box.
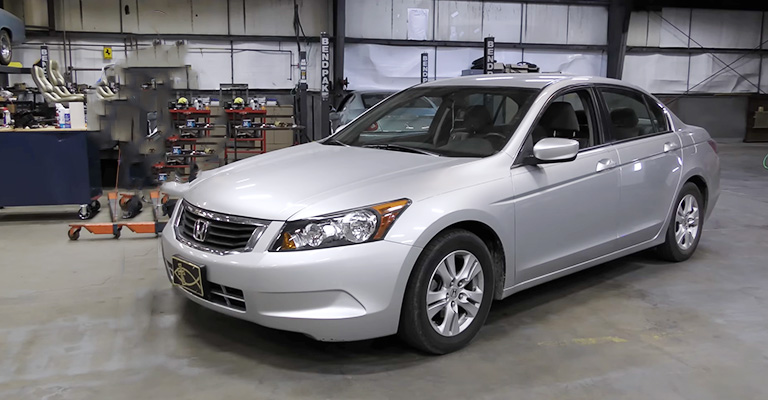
[529,138,579,164]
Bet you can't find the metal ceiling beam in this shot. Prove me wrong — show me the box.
[345,37,607,51]
[606,0,632,79]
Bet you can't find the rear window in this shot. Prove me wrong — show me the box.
[361,93,393,108]
[645,95,670,133]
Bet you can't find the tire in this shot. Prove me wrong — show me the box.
[399,229,494,354]
[90,200,101,212]
[0,30,11,66]
[656,182,704,262]
[68,228,81,241]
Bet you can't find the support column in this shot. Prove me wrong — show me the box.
[332,0,345,108]
[606,0,633,79]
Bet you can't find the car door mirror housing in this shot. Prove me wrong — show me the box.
[531,138,579,163]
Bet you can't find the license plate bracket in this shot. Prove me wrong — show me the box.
[171,256,206,298]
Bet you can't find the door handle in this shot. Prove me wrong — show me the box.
[663,142,678,152]
[596,159,616,172]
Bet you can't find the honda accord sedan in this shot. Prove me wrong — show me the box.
[161,74,719,354]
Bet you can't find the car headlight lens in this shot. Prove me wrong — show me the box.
[273,199,410,251]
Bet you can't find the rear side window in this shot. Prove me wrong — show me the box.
[599,88,661,141]
[645,95,670,133]
[361,93,392,108]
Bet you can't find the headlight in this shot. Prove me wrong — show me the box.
[273,199,411,251]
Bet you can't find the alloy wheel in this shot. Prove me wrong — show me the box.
[0,37,10,60]
[675,194,700,250]
[426,250,484,337]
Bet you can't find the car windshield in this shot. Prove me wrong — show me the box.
[328,86,539,158]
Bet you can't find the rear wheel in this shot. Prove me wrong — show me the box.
[656,182,704,262]
[399,229,494,354]
[0,30,11,66]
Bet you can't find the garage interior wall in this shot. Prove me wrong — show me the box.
[344,0,609,91]
[624,8,767,94]
[5,0,331,91]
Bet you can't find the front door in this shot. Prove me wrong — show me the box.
[512,88,621,283]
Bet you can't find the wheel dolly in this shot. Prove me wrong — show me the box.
[67,190,170,240]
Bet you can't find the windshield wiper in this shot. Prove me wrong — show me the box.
[362,144,441,157]
[322,138,350,147]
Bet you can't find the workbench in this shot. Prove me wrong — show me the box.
[0,128,102,218]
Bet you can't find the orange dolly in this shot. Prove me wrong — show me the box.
[67,190,170,240]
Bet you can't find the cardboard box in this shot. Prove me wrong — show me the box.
[267,129,293,145]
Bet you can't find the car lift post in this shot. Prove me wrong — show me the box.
[297,50,309,144]
[320,32,331,139]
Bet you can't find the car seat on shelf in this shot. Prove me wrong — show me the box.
[49,61,85,102]
[31,64,83,104]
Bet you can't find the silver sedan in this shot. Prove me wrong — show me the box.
[161,75,720,354]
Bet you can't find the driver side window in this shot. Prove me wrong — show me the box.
[531,89,597,150]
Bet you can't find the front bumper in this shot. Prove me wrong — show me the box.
[160,222,419,341]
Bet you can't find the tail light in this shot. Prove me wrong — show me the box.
[365,122,379,131]
[707,139,718,154]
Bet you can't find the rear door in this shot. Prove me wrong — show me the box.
[596,87,682,248]
[512,87,621,283]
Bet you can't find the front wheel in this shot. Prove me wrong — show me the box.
[0,30,11,66]
[656,182,704,262]
[399,229,494,354]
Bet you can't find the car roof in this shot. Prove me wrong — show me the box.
[417,74,634,90]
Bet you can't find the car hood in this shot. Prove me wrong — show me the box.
[182,142,476,221]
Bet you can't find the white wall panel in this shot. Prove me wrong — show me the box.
[69,40,128,86]
[54,0,83,31]
[690,10,762,49]
[764,13,768,50]
[491,48,523,65]
[345,44,436,90]
[762,56,768,93]
[228,0,246,35]
[567,6,607,45]
[80,1,122,32]
[244,0,329,37]
[647,11,662,47]
[185,41,232,89]
[392,0,434,40]
[482,2,522,43]
[232,42,295,89]
[121,0,140,33]
[136,0,193,34]
[522,50,605,76]
[347,0,393,39]
[523,4,568,44]
[627,11,648,47]
[436,1,483,42]
[435,47,482,79]
[688,53,761,93]
[658,8,690,48]
[623,54,689,93]
[19,0,48,28]
[191,0,230,35]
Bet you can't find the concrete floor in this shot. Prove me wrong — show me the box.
[1,142,767,400]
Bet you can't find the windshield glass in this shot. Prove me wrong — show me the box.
[329,86,539,158]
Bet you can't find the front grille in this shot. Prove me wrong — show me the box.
[208,282,247,311]
[175,201,267,254]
